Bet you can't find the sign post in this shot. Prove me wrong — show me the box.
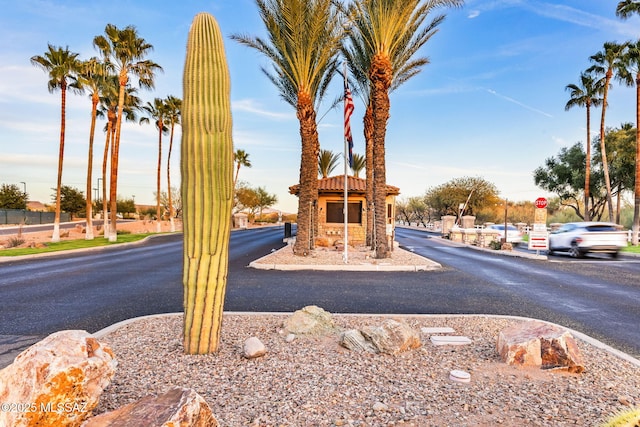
[529,197,549,253]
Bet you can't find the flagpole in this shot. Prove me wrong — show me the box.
[343,64,349,264]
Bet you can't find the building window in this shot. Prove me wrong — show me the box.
[326,201,362,224]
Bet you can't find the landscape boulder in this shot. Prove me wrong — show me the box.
[497,320,584,373]
[341,319,421,355]
[82,387,217,427]
[283,305,338,336]
[0,330,117,427]
[339,329,378,353]
[243,337,267,359]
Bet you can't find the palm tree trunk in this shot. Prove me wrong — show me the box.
[156,121,163,233]
[633,74,640,245]
[52,81,67,243]
[109,70,128,242]
[616,186,621,224]
[167,122,175,232]
[364,103,374,247]
[370,54,392,259]
[234,163,241,188]
[85,93,99,240]
[293,92,319,256]
[102,118,112,239]
[600,72,615,222]
[584,103,591,222]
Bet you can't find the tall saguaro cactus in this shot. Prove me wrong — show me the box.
[181,12,233,354]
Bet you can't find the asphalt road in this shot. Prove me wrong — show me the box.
[1,225,638,369]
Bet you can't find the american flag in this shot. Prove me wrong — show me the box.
[344,80,355,168]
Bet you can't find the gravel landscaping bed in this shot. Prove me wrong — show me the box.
[95,313,640,426]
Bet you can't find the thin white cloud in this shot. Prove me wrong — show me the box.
[0,153,54,167]
[524,2,638,38]
[468,0,639,38]
[485,88,553,118]
[233,128,299,152]
[233,99,294,120]
[409,84,471,97]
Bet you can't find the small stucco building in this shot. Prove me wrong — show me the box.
[289,175,400,246]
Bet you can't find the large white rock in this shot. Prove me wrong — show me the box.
[82,387,218,426]
[360,319,421,355]
[283,305,337,336]
[497,320,584,373]
[243,337,267,359]
[0,330,117,427]
[339,329,378,353]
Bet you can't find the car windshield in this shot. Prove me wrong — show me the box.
[585,225,618,232]
[489,225,517,231]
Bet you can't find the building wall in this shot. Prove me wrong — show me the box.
[317,194,395,246]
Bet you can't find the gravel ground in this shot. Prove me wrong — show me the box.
[95,313,640,426]
[251,244,439,269]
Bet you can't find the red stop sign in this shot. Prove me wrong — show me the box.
[535,197,548,209]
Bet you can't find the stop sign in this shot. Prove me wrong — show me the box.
[535,197,548,209]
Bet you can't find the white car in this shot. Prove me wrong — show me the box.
[485,224,523,244]
[548,222,627,258]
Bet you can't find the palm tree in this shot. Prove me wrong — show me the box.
[343,0,462,258]
[565,72,604,221]
[618,40,640,245]
[232,0,343,256]
[97,75,141,239]
[616,2,640,244]
[616,0,640,18]
[140,98,169,232]
[318,149,340,178]
[588,41,629,222]
[342,7,440,247]
[351,152,366,178]
[30,44,82,242]
[165,95,181,232]
[77,57,111,240]
[94,24,162,241]
[233,149,252,188]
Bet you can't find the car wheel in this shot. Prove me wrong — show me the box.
[548,242,556,255]
[569,242,584,259]
[611,251,619,259]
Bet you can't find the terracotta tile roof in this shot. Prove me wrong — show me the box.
[289,175,400,196]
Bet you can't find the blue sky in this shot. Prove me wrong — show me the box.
[1,0,639,213]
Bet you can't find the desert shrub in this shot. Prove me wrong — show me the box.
[488,240,502,250]
[6,236,25,248]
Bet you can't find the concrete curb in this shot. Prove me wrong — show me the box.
[396,225,549,260]
[248,260,442,272]
[93,311,640,368]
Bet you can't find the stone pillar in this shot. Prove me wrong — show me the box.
[461,215,476,229]
[441,215,456,236]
